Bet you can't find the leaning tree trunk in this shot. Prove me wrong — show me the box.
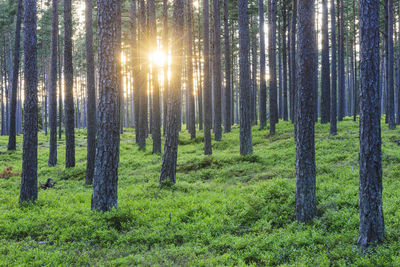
[296,0,317,222]
[358,0,385,248]
[8,0,23,151]
[91,0,121,212]
[212,0,222,141]
[320,0,330,124]
[48,0,58,166]
[330,0,337,135]
[203,0,212,155]
[160,0,184,185]
[20,0,38,203]
[259,0,267,128]
[64,0,75,168]
[85,0,96,184]
[238,0,253,155]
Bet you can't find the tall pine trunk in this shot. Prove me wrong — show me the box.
[203,0,212,155]
[387,0,395,129]
[223,0,231,132]
[187,0,196,139]
[268,0,277,134]
[212,0,222,140]
[259,0,267,128]
[320,0,330,123]
[330,0,337,135]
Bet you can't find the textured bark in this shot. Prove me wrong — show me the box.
[338,0,345,121]
[238,0,252,155]
[85,0,96,184]
[269,0,278,134]
[358,0,384,247]
[160,0,184,184]
[64,0,75,168]
[258,0,267,128]
[296,0,316,222]
[223,0,231,132]
[48,0,58,166]
[212,0,222,140]
[8,0,23,151]
[282,5,288,122]
[290,0,297,123]
[330,0,337,135]
[320,0,330,124]
[149,0,161,152]
[92,0,121,212]
[20,0,38,203]
[187,0,196,139]
[203,0,212,155]
[387,0,395,129]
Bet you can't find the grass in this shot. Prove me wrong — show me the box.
[1,117,400,266]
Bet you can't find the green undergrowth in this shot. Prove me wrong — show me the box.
[1,117,400,266]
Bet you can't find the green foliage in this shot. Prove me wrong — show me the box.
[1,118,400,265]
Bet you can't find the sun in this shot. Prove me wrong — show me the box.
[148,50,167,67]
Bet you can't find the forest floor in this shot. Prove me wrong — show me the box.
[1,118,400,266]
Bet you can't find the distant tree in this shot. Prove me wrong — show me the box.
[238,0,252,155]
[7,0,22,151]
[338,0,345,121]
[64,0,75,168]
[320,0,330,124]
[159,0,184,184]
[281,3,288,121]
[203,0,212,155]
[91,0,121,212]
[20,0,38,202]
[48,0,58,166]
[358,0,384,248]
[223,0,231,132]
[85,0,96,184]
[258,0,266,128]
[387,0,395,129]
[330,0,337,135]
[212,0,222,141]
[296,0,317,222]
[268,0,277,135]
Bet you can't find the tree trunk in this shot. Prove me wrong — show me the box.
[48,0,58,166]
[162,0,169,135]
[296,0,317,222]
[290,0,297,123]
[212,0,222,141]
[64,0,75,168]
[282,4,288,121]
[187,0,196,139]
[92,0,121,212]
[58,33,63,139]
[320,0,330,124]
[338,0,345,121]
[358,0,385,247]
[131,0,139,140]
[330,0,337,135]
[160,0,184,185]
[85,0,96,184]
[223,0,231,132]
[20,0,38,203]
[387,0,395,129]
[238,0,252,155]
[269,0,277,134]
[8,0,23,150]
[203,0,212,155]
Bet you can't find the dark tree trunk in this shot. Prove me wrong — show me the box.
[85,0,96,184]
[387,0,395,129]
[212,0,222,140]
[8,0,23,151]
[58,35,63,139]
[20,0,38,202]
[238,0,252,155]
[223,0,231,132]
[162,0,169,135]
[269,0,277,134]
[203,0,212,155]
[338,0,345,121]
[282,4,288,121]
[296,0,317,222]
[352,0,358,121]
[160,0,184,185]
[187,0,196,139]
[320,0,330,124]
[330,0,337,135]
[358,0,385,247]
[251,33,258,125]
[48,0,58,166]
[131,0,139,140]
[278,17,283,120]
[64,0,75,168]
[290,0,297,124]
[258,0,267,128]
[91,0,121,212]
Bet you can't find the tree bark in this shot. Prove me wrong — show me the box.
[296,0,317,222]
[338,0,345,121]
[223,0,231,132]
[92,0,121,212]
[282,4,288,121]
[320,0,330,124]
[387,0,395,129]
[203,0,212,155]
[358,0,385,247]
[187,0,196,139]
[20,0,38,203]
[290,0,297,124]
[212,0,222,140]
[269,0,277,134]
[330,0,337,135]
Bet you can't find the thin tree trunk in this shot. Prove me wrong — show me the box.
[269,0,278,134]
[203,0,212,155]
[282,4,288,121]
[212,0,222,141]
[320,0,330,123]
[330,0,337,135]
[387,0,395,129]
[187,0,196,139]
[223,0,231,132]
